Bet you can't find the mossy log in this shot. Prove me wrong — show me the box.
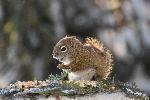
[0,73,149,100]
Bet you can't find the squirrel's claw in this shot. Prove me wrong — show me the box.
[57,64,63,69]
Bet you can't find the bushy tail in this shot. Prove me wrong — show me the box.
[85,37,113,79]
[85,37,105,52]
[85,37,113,60]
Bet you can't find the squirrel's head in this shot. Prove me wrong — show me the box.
[53,36,82,64]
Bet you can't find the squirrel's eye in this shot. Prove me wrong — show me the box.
[61,46,67,52]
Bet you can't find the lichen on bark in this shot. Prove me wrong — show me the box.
[0,72,149,100]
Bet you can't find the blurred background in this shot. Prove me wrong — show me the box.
[0,0,150,95]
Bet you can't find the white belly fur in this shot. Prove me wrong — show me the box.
[68,68,96,80]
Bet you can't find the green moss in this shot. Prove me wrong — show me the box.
[46,72,148,99]
[48,71,68,81]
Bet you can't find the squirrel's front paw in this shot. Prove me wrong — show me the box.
[57,64,63,69]
[57,64,70,69]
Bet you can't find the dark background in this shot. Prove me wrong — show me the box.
[0,0,150,95]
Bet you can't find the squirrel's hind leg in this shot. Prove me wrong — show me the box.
[57,64,70,69]
[95,67,110,80]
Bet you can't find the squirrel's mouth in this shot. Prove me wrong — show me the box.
[53,54,70,65]
[53,55,64,62]
[59,57,64,62]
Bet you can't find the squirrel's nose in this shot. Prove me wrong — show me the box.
[52,53,56,58]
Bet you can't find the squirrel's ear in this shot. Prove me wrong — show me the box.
[65,35,76,39]
[71,36,76,39]
[65,35,69,37]
[65,35,74,37]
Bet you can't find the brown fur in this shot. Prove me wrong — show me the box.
[53,36,113,79]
